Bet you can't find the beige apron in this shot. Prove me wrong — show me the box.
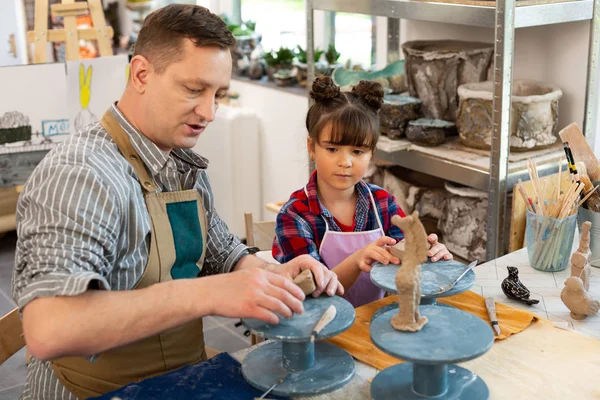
[51,111,209,399]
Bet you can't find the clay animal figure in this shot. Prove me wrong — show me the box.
[560,221,599,320]
[390,211,429,332]
[501,267,539,305]
[570,221,592,291]
[561,276,600,320]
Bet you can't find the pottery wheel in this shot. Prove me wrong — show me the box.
[241,295,355,342]
[370,306,494,399]
[370,259,475,300]
[241,295,356,396]
[242,341,355,397]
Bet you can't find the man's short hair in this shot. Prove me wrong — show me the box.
[133,4,235,73]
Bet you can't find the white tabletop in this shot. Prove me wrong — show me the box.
[242,245,600,399]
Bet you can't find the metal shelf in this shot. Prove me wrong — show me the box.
[311,0,593,28]
[306,0,600,260]
[375,148,563,192]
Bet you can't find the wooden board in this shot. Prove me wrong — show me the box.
[88,0,114,57]
[33,0,49,63]
[265,201,285,215]
[0,308,25,365]
[411,0,577,7]
[559,123,600,182]
[509,168,572,252]
[27,27,114,43]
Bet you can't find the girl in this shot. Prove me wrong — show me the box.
[272,77,452,308]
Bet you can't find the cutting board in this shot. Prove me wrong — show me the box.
[558,123,600,181]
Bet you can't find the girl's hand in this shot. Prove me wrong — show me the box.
[355,236,400,273]
[427,234,453,262]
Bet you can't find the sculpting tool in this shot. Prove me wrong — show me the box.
[485,297,501,336]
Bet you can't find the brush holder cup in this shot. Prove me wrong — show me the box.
[526,210,577,272]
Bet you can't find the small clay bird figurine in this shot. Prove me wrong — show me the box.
[561,276,600,320]
[501,267,539,305]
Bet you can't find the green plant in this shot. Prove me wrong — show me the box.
[219,14,255,37]
[245,20,256,32]
[275,47,295,66]
[264,51,278,67]
[295,45,324,64]
[325,43,341,65]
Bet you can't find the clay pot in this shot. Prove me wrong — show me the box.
[439,182,487,261]
[402,40,494,121]
[379,95,422,139]
[406,118,456,147]
[457,80,562,151]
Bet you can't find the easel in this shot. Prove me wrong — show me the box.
[27,0,114,63]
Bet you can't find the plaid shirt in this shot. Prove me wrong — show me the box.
[272,171,406,264]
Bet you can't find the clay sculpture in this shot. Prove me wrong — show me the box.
[390,211,429,332]
[501,267,540,306]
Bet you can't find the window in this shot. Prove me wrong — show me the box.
[334,13,373,68]
[239,1,375,67]
[241,0,305,52]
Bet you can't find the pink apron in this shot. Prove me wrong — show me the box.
[309,186,386,308]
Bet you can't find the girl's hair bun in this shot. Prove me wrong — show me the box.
[352,80,384,111]
[310,76,341,102]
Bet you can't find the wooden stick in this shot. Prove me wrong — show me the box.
[556,157,563,204]
[559,183,584,219]
[516,183,533,212]
[577,185,600,209]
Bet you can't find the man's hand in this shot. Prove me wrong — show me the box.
[278,254,344,298]
[354,236,400,273]
[427,234,453,262]
[208,268,306,324]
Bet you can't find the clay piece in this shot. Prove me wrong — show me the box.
[402,40,494,122]
[561,277,600,320]
[438,182,487,261]
[501,267,540,306]
[406,118,457,147]
[379,95,422,139]
[571,221,592,291]
[294,269,316,295]
[457,80,562,152]
[390,211,429,332]
[332,60,406,93]
[560,221,600,320]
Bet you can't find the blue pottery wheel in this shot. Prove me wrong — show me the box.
[371,363,489,400]
[242,341,355,396]
[241,295,355,341]
[241,295,356,396]
[370,306,493,399]
[370,259,475,300]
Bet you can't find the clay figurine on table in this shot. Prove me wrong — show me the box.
[501,267,539,306]
[570,221,592,290]
[390,211,429,332]
[561,221,600,320]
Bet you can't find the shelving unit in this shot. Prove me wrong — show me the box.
[306,0,600,260]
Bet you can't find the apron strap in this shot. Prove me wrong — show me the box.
[100,110,159,193]
[365,184,385,232]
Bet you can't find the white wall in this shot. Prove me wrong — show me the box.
[229,79,310,220]
[401,20,591,136]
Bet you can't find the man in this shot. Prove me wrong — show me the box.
[12,5,342,399]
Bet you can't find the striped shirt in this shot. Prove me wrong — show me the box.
[12,104,250,400]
